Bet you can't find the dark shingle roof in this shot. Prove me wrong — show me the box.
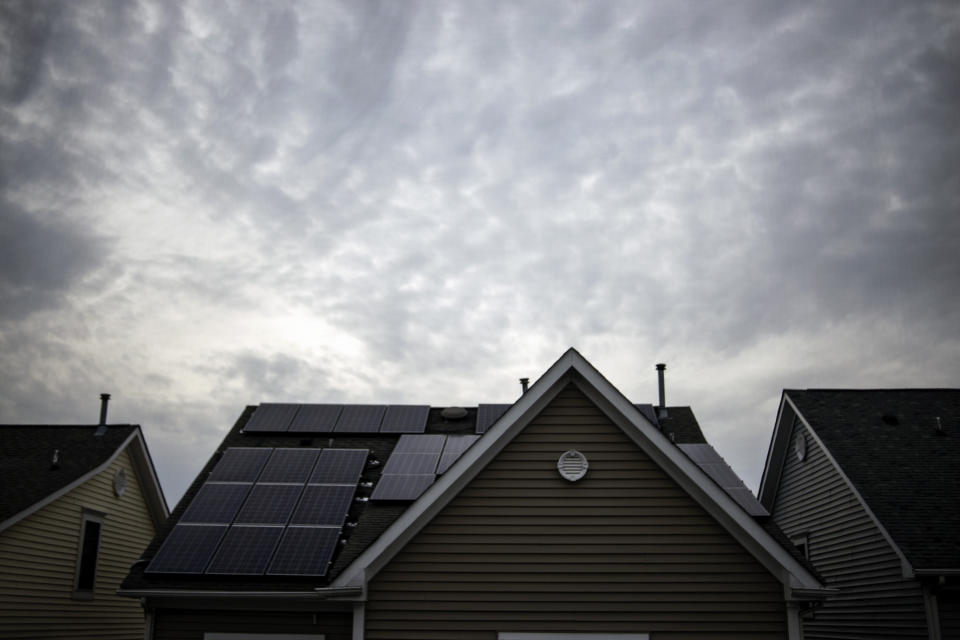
[1,425,138,525]
[657,406,707,444]
[787,389,960,570]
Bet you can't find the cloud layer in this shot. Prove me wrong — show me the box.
[2,1,958,504]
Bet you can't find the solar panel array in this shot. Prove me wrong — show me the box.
[146,446,368,576]
[372,434,480,501]
[244,403,430,434]
[678,443,770,517]
[476,404,511,434]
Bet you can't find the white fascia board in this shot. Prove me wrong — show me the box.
[757,393,790,508]
[127,428,170,525]
[0,430,142,535]
[784,393,914,578]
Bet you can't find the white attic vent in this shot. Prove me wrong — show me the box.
[557,450,588,482]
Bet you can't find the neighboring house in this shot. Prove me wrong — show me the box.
[758,389,960,640]
[121,349,827,640]
[0,402,169,640]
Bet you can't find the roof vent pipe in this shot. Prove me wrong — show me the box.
[99,393,111,425]
[520,378,529,394]
[655,364,668,419]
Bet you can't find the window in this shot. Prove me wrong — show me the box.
[73,509,105,599]
[791,534,810,561]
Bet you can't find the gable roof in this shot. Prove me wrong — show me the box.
[333,348,823,593]
[0,424,169,533]
[762,389,960,571]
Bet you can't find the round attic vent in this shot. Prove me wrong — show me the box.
[795,432,807,462]
[113,468,127,497]
[441,406,467,420]
[557,450,588,482]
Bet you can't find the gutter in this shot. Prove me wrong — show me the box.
[117,587,363,600]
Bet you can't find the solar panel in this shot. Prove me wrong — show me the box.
[205,525,284,575]
[379,405,430,433]
[207,447,272,482]
[267,526,340,576]
[290,485,356,525]
[393,433,446,454]
[244,403,299,432]
[678,443,769,517]
[476,403,511,434]
[309,449,368,484]
[437,434,480,474]
[371,474,435,501]
[180,483,252,524]
[258,448,321,484]
[145,524,227,573]
[334,404,387,432]
[289,404,342,432]
[382,452,440,475]
[234,484,304,524]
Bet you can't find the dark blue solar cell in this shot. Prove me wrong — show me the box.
[145,524,227,574]
[208,448,272,482]
[334,405,386,432]
[436,434,480,474]
[382,452,439,475]
[379,405,430,433]
[258,448,321,484]
[290,485,356,526]
[267,526,340,576]
[370,474,435,501]
[180,483,252,524]
[393,434,446,454]
[205,525,284,575]
[244,404,299,432]
[309,449,368,484]
[476,403,511,434]
[234,484,304,524]
[289,404,342,432]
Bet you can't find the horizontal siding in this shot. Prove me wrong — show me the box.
[153,608,352,640]
[366,384,788,640]
[0,446,156,639]
[772,418,927,639]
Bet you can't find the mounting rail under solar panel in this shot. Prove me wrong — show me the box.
[145,524,227,574]
[334,404,387,432]
[289,404,342,433]
[244,403,299,432]
[476,403,511,434]
[379,404,430,433]
[678,443,769,516]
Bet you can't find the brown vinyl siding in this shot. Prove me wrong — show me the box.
[153,608,353,640]
[772,418,927,639]
[366,384,787,640]
[0,446,156,639]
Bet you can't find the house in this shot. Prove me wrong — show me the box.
[121,349,827,639]
[758,389,960,640]
[0,395,169,639]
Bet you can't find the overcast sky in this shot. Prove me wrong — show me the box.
[1,1,958,508]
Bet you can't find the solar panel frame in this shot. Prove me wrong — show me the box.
[334,404,387,432]
[207,447,272,483]
[476,403,511,434]
[205,525,284,575]
[179,483,252,524]
[234,484,305,524]
[258,448,322,484]
[267,526,340,576]
[382,452,440,475]
[288,404,343,433]
[244,403,299,432]
[379,405,430,433]
[290,485,357,526]
[308,449,368,485]
[370,474,435,501]
[393,433,446,454]
[145,524,227,574]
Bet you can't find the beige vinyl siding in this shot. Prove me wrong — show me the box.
[366,384,788,640]
[772,418,927,639]
[153,608,353,640]
[0,446,157,639]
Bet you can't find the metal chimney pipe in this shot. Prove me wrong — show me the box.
[520,378,530,394]
[99,393,111,425]
[655,364,666,408]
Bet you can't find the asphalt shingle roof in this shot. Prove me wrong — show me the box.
[787,389,960,570]
[0,425,138,525]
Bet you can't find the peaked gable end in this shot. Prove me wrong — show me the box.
[366,384,788,637]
